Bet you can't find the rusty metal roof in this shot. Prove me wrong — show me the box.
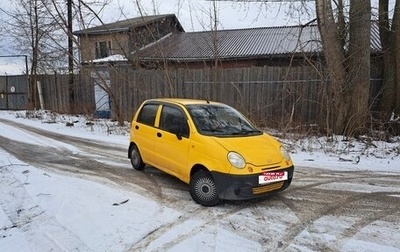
[74,14,184,35]
[137,21,382,62]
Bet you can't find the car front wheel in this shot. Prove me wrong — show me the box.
[190,170,220,206]
[130,144,145,170]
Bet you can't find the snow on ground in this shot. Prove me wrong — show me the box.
[0,150,180,251]
[2,109,399,172]
[0,110,400,251]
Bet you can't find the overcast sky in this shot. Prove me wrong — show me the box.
[0,0,316,56]
[102,0,316,31]
[0,0,394,58]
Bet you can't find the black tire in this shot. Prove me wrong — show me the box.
[190,170,220,206]
[130,144,145,170]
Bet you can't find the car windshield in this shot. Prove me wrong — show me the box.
[186,104,262,137]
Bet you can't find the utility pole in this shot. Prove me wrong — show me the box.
[67,0,74,113]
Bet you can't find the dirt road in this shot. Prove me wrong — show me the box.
[1,118,399,251]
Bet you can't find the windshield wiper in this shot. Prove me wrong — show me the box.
[201,128,225,132]
[230,129,262,135]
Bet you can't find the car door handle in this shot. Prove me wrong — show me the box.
[157,132,162,138]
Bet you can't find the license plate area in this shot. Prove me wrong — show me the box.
[258,171,288,185]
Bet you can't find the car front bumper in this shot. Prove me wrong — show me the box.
[211,166,294,200]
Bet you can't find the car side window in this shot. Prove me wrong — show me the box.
[137,104,158,126]
[160,106,190,138]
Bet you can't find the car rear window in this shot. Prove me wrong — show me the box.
[137,104,158,126]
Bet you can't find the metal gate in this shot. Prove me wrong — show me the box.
[0,75,28,110]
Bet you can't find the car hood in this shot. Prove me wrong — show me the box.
[211,134,283,166]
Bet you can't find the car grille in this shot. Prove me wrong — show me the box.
[261,165,280,171]
[252,181,284,195]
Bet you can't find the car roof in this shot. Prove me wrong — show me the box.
[145,98,224,106]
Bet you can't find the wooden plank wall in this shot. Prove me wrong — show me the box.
[110,65,325,126]
[17,66,381,128]
[36,74,94,114]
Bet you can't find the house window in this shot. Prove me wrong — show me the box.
[95,41,111,59]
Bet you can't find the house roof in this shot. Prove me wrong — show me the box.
[73,14,184,35]
[136,21,382,62]
[136,24,321,62]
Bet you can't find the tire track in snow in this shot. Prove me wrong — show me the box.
[277,180,400,251]
[127,203,250,252]
[278,189,362,251]
[0,121,170,203]
[285,168,400,194]
[337,192,400,241]
[0,164,91,251]
[0,119,180,200]
[2,117,400,251]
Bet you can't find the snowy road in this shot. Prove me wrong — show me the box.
[1,117,400,251]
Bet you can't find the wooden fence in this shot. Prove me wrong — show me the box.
[0,74,93,114]
[110,66,326,126]
[36,74,94,114]
[2,66,382,129]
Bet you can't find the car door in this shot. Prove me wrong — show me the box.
[132,102,161,165]
[153,104,191,180]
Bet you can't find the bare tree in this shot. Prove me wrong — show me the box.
[315,0,371,136]
[1,0,68,108]
[395,1,400,116]
[315,0,348,134]
[380,0,400,122]
[379,0,396,118]
[2,0,115,113]
[345,0,371,135]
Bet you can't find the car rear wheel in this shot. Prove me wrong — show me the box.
[190,170,220,206]
[130,144,145,170]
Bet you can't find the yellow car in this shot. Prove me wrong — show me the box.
[128,98,294,206]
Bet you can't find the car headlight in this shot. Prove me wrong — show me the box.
[228,152,246,169]
[280,146,291,161]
